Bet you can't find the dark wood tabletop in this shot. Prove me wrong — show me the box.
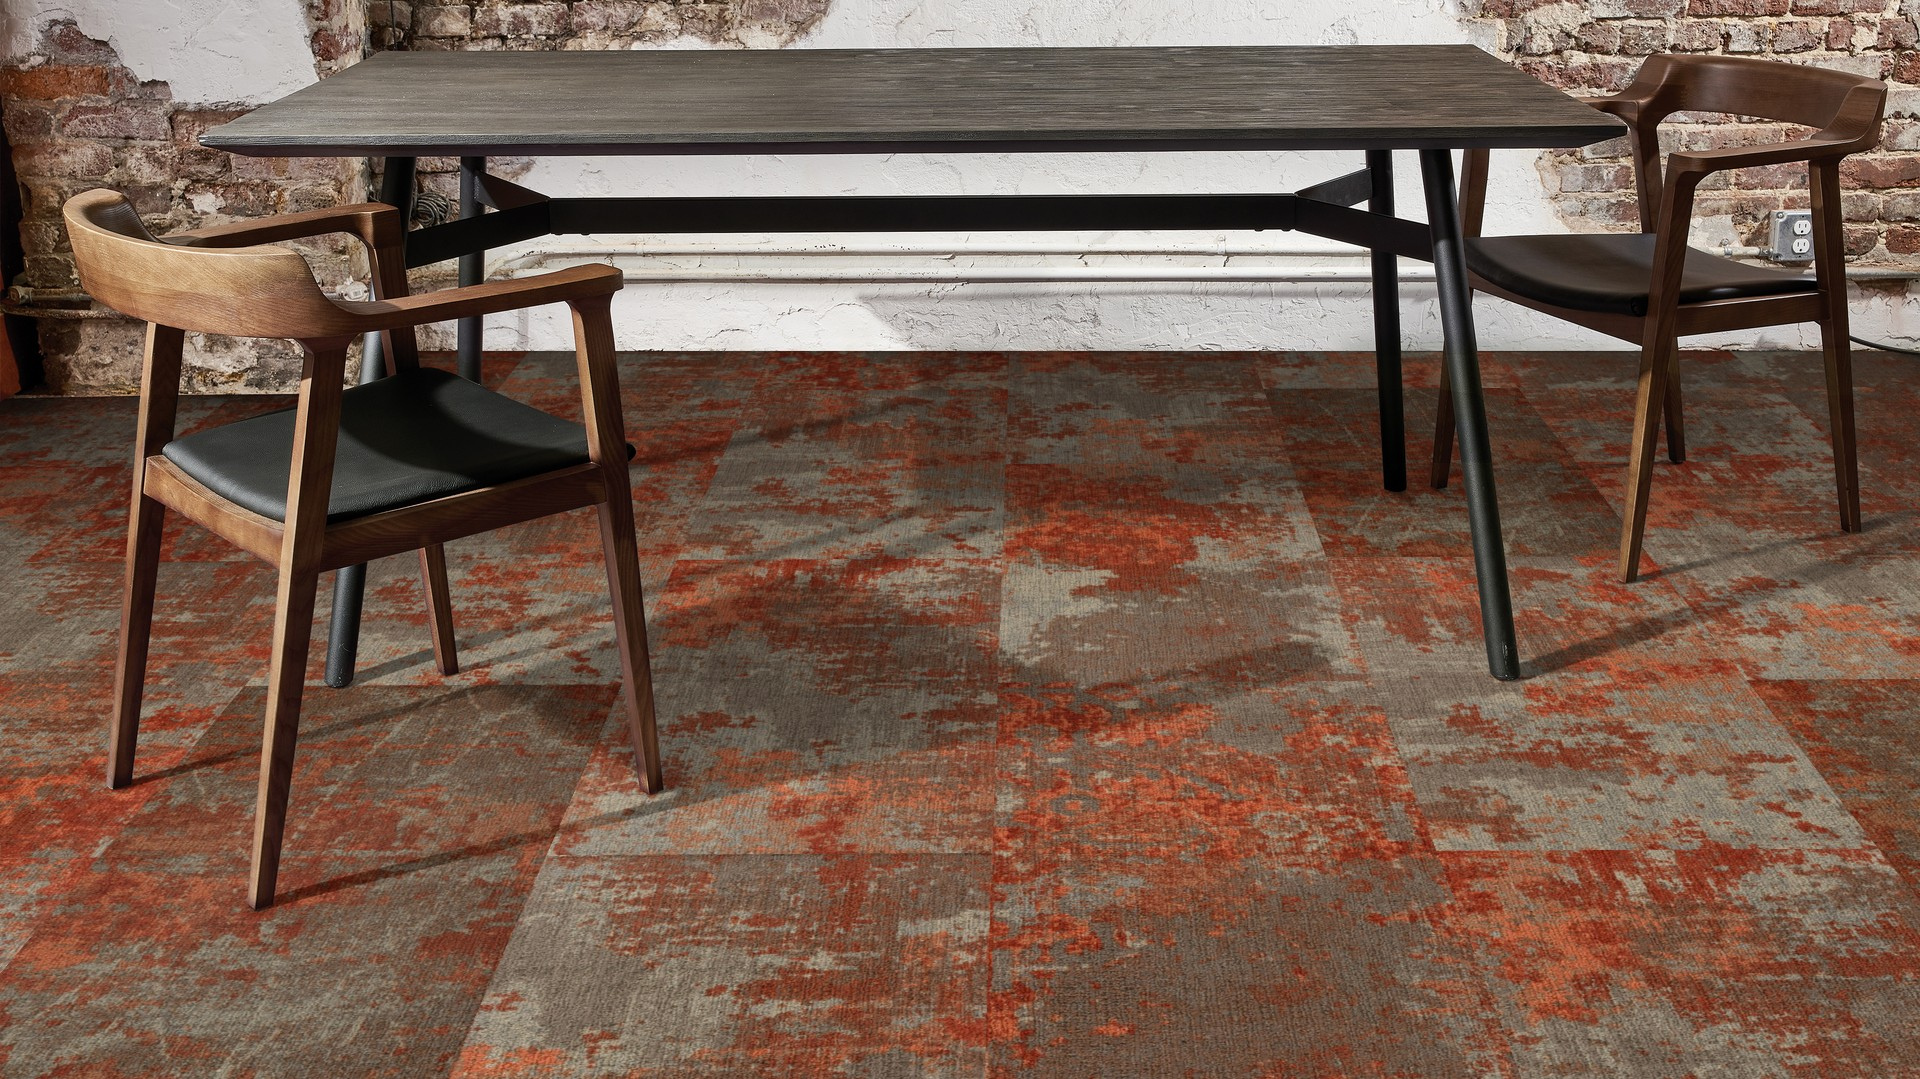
[203,45,1623,158]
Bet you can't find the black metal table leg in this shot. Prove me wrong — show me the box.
[456,156,485,383]
[324,155,417,689]
[1366,149,1406,492]
[1418,148,1520,680]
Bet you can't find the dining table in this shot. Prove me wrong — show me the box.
[202,44,1626,683]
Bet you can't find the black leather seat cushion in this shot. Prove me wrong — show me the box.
[163,368,593,523]
[1466,233,1816,317]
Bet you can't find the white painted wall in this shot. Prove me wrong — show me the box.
[7,0,1913,354]
[2,0,316,104]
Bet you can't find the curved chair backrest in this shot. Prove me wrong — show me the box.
[1603,55,1885,233]
[1621,54,1885,144]
[64,190,359,341]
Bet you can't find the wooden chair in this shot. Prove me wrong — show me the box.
[65,190,663,909]
[1429,54,1887,581]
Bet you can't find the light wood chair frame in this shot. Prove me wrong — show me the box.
[1429,54,1887,581]
[65,190,662,910]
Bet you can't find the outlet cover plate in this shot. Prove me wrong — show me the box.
[1769,210,1815,262]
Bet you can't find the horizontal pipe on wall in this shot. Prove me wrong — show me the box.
[493,244,1920,286]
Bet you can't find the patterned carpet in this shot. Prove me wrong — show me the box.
[2,348,1918,1077]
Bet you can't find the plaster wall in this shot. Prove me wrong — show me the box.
[0,0,317,104]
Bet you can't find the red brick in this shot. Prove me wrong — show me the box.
[1673,21,1726,49]
[1877,16,1918,48]
[60,103,171,141]
[2,101,57,141]
[1518,25,1571,55]
[675,4,733,41]
[40,21,118,66]
[1843,156,1920,188]
[274,156,345,182]
[372,1,414,27]
[1672,122,1793,151]
[173,147,230,181]
[1517,55,1637,92]
[1557,162,1636,192]
[118,184,174,216]
[1842,191,1884,222]
[168,108,248,151]
[571,0,645,31]
[0,64,111,100]
[118,143,180,185]
[1728,163,1812,190]
[1884,224,1920,254]
[311,27,361,62]
[414,5,473,35]
[1791,0,1885,13]
[1691,193,1801,223]
[1725,21,1772,51]
[1577,21,1624,51]
[1578,134,1634,160]
[1555,194,1644,226]
[177,182,281,218]
[1620,20,1675,53]
[1883,192,1920,221]
[738,0,829,20]
[1686,0,1788,13]
[10,140,114,179]
[1826,17,1855,49]
[107,68,174,102]
[474,3,569,35]
[280,182,353,214]
[1844,224,1879,256]
[1770,19,1823,50]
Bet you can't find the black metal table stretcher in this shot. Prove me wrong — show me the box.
[203,44,1625,682]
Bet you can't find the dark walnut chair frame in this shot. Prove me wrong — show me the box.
[1429,54,1887,582]
[66,190,663,910]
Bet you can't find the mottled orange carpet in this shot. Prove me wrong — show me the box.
[2,349,1918,1076]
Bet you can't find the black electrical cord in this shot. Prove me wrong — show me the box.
[1850,334,1920,357]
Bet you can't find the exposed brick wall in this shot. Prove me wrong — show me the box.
[1,2,1914,394]
[1,19,367,392]
[1,1,831,393]
[1468,0,1920,262]
[376,0,830,52]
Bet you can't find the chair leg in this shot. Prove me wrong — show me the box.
[418,544,459,675]
[249,563,321,911]
[109,494,166,789]
[249,337,346,911]
[1618,334,1674,583]
[596,498,662,794]
[1818,318,1863,532]
[1431,357,1457,489]
[1662,352,1686,464]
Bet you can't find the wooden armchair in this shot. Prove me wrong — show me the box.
[66,190,662,909]
[1428,54,1887,581]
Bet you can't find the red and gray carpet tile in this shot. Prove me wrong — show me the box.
[2,348,1918,1076]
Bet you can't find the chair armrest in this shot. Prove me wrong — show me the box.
[1669,136,1863,177]
[337,264,622,332]
[166,203,405,251]
[1576,91,1656,123]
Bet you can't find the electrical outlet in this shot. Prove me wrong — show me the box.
[1769,210,1815,262]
